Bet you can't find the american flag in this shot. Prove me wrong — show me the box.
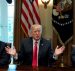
[21,0,40,36]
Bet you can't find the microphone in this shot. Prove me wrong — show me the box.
[6,0,12,4]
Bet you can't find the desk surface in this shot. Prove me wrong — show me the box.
[0,65,75,71]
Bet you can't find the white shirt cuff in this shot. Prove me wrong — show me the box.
[53,55,58,60]
[14,53,18,60]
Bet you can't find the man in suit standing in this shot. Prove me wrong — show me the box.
[5,24,65,67]
[0,41,10,66]
[71,45,75,66]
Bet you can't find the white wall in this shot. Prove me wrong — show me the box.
[0,0,8,42]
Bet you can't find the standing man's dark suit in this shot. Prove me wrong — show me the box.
[0,41,10,66]
[71,47,75,66]
[18,37,56,67]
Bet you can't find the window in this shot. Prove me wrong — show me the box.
[0,0,15,45]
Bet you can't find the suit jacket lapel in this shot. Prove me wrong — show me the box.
[38,38,44,60]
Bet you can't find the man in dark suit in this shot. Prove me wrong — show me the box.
[71,45,75,66]
[0,41,10,66]
[5,24,65,67]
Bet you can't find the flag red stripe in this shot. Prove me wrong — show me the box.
[36,0,38,6]
[23,0,35,24]
[21,8,31,29]
[32,4,40,24]
[21,20,28,35]
[21,0,40,36]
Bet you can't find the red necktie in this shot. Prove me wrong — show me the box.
[32,41,38,67]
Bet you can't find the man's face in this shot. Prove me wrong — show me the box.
[31,25,42,41]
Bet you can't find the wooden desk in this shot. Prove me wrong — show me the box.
[0,65,75,71]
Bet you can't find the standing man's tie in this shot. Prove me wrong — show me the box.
[32,41,38,67]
